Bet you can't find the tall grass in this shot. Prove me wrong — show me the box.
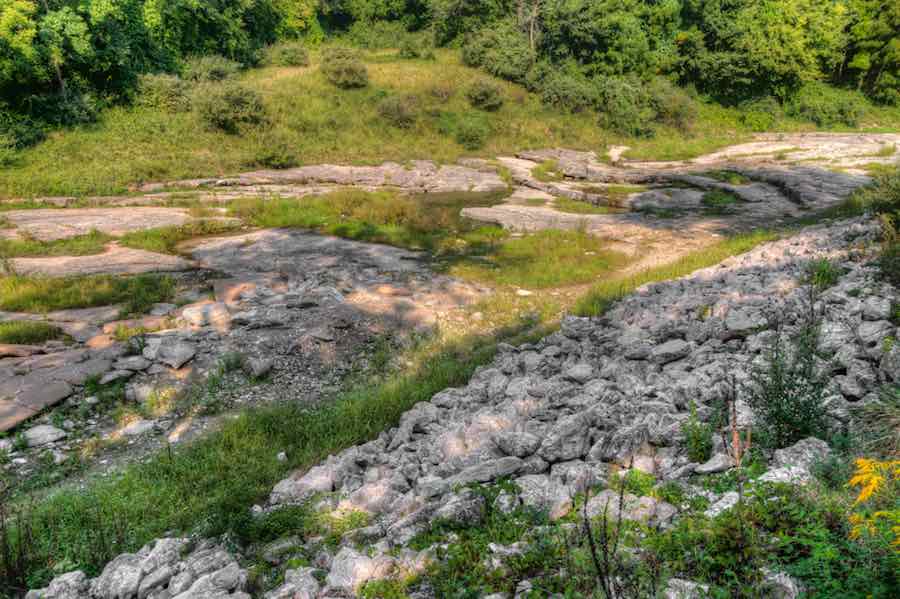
[0,230,111,259]
[0,321,65,344]
[0,274,176,315]
[118,220,242,254]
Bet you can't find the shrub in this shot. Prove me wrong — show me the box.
[428,84,454,102]
[398,38,434,60]
[193,83,268,134]
[30,91,99,126]
[597,76,655,137]
[682,402,714,463]
[345,20,408,50]
[248,131,297,169]
[321,49,369,89]
[647,77,697,132]
[739,96,781,131]
[806,258,843,290]
[136,74,192,112]
[0,110,44,148]
[454,115,490,150]
[466,80,504,111]
[377,95,419,128]
[746,324,830,450]
[0,135,16,168]
[786,82,865,127]
[461,20,534,83]
[539,71,599,113]
[183,55,242,82]
[263,42,310,67]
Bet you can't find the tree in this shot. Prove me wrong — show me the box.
[843,0,900,104]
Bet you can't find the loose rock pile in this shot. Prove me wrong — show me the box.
[31,215,897,597]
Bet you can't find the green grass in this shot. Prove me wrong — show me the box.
[0,230,111,259]
[118,220,243,254]
[552,197,616,215]
[0,321,65,345]
[4,320,547,590]
[0,274,176,315]
[575,229,781,316]
[701,190,741,215]
[702,170,751,185]
[229,189,508,254]
[447,229,630,288]
[532,160,563,183]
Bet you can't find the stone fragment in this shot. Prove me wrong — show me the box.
[694,453,732,475]
[24,424,67,447]
[664,578,710,599]
[651,339,690,364]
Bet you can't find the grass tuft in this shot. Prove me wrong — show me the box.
[0,321,65,344]
[0,274,176,315]
[0,230,111,259]
[119,220,242,255]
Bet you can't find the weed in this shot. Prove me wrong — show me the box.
[553,198,616,215]
[532,160,562,183]
[119,220,241,254]
[806,258,843,290]
[681,402,714,463]
[0,230,111,259]
[703,170,751,185]
[0,321,64,345]
[0,274,176,314]
[701,190,740,215]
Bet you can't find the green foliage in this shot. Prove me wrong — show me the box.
[616,469,656,497]
[0,274,175,314]
[532,160,563,183]
[452,114,490,150]
[183,55,242,82]
[0,320,65,345]
[119,219,242,254]
[842,0,900,105]
[0,229,111,259]
[263,42,310,67]
[746,325,831,450]
[136,74,192,112]
[465,80,504,111]
[377,94,419,128]
[807,258,843,290]
[461,18,534,83]
[597,76,655,137]
[738,96,782,131]
[193,83,268,134]
[701,190,740,215]
[320,50,369,89]
[786,82,865,127]
[537,69,599,113]
[646,76,697,131]
[682,402,715,463]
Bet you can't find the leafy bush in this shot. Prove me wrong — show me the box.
[0,135,17,168]
[345,20,409,49]
[136,74,192,112]
[786,82,865,127]
[0,110,44,149]
[597,76,655,137]
[466,80,504,111]
[377,95,419,128]
[29,91,99,127]
[248,131,297,169]
[193,83,268,134]
[183,55,242,82]
[454,115,490,150]
[461,20,534,83]
[321,49,369,89]
[647,77,697,131]
[739,96,781,131]
[746,325,830,450]
[682,402,714,463]
[538,71,599,113]
[398,37,434,60]
[263,43,310,67]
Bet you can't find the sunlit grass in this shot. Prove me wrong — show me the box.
[0,230,111,259]
[552,197,617,215]
[0,320,65,344]
[0,274,176,315]
[119,220,243,254]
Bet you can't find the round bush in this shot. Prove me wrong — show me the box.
[647,77,697,132]
[539,71,599,113]
[597,76,655,138]
[193,83,268,134]
[264,43,310,67]
[462,20,533,83]
[378,95,420,128]
[455,116,490,150]
[137,74,192,112]
[0,110,44,148]
[183,55,242,82]
[739,96,781,131]
[787,82,864,127]
[321,49,369,89]
[248,130,297,169]
[466,80,504,111]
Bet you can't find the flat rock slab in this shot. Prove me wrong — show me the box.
[4,207,192,241]
[10,245,193,277]
[191,229,424,276]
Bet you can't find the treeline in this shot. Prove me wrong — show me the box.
[1,0,898,146]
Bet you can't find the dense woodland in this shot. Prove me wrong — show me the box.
[0,0,898,150]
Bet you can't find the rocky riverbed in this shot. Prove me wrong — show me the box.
[27,212,898,598]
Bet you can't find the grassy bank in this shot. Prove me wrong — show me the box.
[0,274,175,315]
[3,49,897,199]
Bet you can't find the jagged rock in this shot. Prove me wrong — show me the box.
[651,339,691,364]
[433,488,486,525]
[25,570,90,599]
[725,308,768,338]
[538,414,591,462]
[515,474,573,520]
[143,338,196,369]
[325,547,394,594]
[694,453,732,475]
[495,431,542,458]
[114,356,152,371]
[24,424,67,447]
[772,437,830,471]
[664,578,710,599]
[244,358,273,378]
[762,570,802,599]
[264,567,321,599]
[704,491,740,518]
